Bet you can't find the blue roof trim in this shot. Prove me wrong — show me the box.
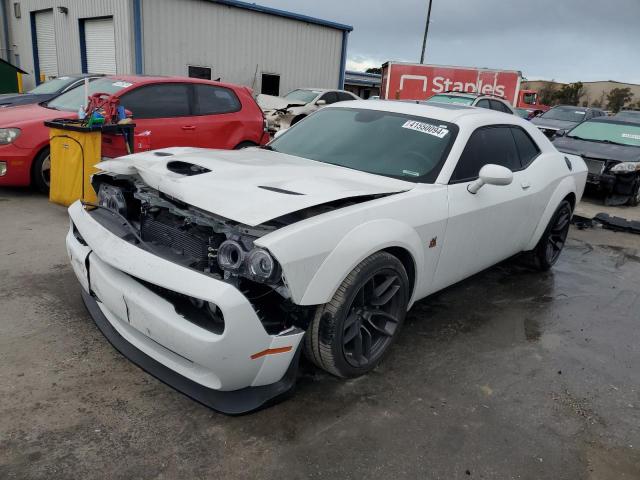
[210,0,353,31]
[132,0,144,74]
[338,31,348,89]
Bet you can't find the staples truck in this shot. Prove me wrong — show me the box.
[380,62,550,114]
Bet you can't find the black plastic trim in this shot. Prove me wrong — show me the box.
[80,289,301,415]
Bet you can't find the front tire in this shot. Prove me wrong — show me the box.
[530,200,572,271]
[32,148,51,193]
[304,251,410,378]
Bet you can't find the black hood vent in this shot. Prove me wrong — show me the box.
[166,161,211,176]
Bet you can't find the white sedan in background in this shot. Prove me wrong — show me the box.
[257,88,360,133]
[66,101,587,414]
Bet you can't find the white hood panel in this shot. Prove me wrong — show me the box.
[97,147,413,227]
[256,94,305,111]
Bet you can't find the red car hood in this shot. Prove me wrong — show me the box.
[0,103,75,128]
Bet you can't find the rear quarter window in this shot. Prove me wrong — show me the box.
[510,127,541,168]
[193,84,241,115]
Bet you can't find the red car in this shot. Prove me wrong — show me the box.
[0,76,269,191]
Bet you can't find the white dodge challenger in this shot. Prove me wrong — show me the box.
[66,101,587,414]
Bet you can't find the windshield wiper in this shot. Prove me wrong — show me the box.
[568,136,631,147]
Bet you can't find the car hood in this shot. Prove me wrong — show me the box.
[97,147,414,226]
[0,93,54,108]
[0,103,75,128]
[553,136,640,163]
[531,118,579,130]
[256,94,306,111]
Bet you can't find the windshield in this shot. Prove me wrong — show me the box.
[28,76,77,95]
[425,94,474,106]
[284,89,320,104]
[568,120,640,147]
[268,107,458,182]
[541,106,588,122]
[46,78,132,111]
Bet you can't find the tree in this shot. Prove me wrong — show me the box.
[538,81,558,106]
[554,82,585,106]
[591,90,606,108]
[365,67,382,74]
[606,87,634,112]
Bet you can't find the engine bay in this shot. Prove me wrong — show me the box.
[88,173,312,334]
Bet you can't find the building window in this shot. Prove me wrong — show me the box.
[188,65,211,80]
[261,73,280,96]
[13,2,21,18]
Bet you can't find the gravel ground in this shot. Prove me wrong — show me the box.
[1,188,639,480]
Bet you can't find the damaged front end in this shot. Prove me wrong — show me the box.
[583,159,640,206]
[90,172,314,335]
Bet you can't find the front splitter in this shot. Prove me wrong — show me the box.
[81,289,301,415]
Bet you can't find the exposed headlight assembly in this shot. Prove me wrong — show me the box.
[247,248,280,282]
[610,162,640,174]
[217,240,281,283]
[0,128,21,144]
[217,240,245,271]
[97,183,128,216]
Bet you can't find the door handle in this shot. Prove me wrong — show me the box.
[521,181,531,190]
[181,125,196,131]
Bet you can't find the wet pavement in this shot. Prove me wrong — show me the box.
[1,189,639,480]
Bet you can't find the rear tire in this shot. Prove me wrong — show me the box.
[31,148,51,194]
[304,251,410,378]
[530,200,572,271]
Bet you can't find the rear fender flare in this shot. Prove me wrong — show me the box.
[299,219,424,306]
[525,177,576,251]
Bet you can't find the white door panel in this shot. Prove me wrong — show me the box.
[432,175,532,291]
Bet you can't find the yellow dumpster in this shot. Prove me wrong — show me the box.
[47,125,102,207]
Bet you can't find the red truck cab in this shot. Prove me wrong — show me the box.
[517,90,550,116]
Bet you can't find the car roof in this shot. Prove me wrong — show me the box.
[432,92,477,98]
[328,99,519,124]
[101,74,246,91]
[551,104,599,111]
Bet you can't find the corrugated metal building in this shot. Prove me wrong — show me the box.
[0,0,352,93]
[344,70,380,99]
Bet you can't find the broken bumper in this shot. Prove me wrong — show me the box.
[66,201,304,414]
[264,111,293,133]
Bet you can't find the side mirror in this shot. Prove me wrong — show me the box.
[315,99,327,106]
[273,128,288,139]
[467,164,513,194]
[554,129,566,138]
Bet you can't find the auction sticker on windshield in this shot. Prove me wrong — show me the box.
[402,120,449,138]
[622,133,640,141]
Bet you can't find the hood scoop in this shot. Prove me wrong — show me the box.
[166,161,211,176]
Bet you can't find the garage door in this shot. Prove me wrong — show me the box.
[34,10,58,80]
[84,18,116,75]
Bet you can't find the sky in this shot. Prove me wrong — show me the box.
[259,0,640,84]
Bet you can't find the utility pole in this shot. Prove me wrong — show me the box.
[419,0,433,64]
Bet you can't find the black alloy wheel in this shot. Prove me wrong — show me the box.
[545,202,571,265]
[304,251,410,378]
[531,199,572,271]
[342,272,403,368]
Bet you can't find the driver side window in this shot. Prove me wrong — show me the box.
[319,92,338,104]
[450,126,519,183]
